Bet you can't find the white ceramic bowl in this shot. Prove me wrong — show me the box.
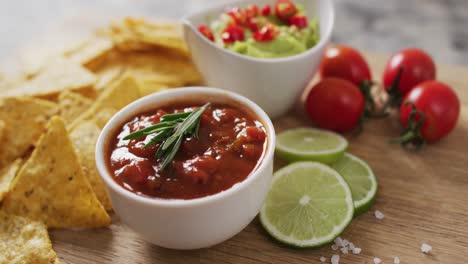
[182,0,334,119]
[95,87,275,250]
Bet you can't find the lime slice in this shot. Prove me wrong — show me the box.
[330,153,378,215]
[260,162,354,248]
[275,128,348,164]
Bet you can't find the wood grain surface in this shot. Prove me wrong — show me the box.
[50,52,468,264]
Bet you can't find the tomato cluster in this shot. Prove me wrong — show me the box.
[305,45,460,147]
[198,0,308,45]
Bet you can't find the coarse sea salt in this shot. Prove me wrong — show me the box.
[334,237,344,247]
[348,242,355,250]
[320,256,326,263]
[374,210,385,220]
[394,256,400,264]
[331,254,340,264]
[340,247,349,254]
[373,257,382,264]
[331,244,339,250]
[421,243,432,253]
[352,247,362,254]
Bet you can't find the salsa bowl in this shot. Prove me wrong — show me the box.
[182,0,335,118]
[95,87,275,249]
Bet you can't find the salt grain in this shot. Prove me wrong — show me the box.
[334,237,344,247]
[394,256,400,264]
[342,239,349,247]
[373,257,382,264]
[352,247,362,254]
[331,244,339,250]
[340,247,349,254]
[374,210,385,220]
[331,254,340,264]
[421,243,432,254]
[348,242,355,250]
[320,256,326,263]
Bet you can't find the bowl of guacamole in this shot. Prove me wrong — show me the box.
[197,0,320,59]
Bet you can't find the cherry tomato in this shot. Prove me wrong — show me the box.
[261,4,271,16]
[245,4,259,19]
[221,24,245,44]
[246,17,260,32]
[253,23,278,42]
[320,45,372,86]
[274,0,297,21]
[198,25,215,42]
[399,81,460,143]
[226,7,247,25]
[383,48,436,96]
[305,78,365,132]
[288,15,308,29]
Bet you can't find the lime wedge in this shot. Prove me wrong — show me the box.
[260,162,354,248]
[330,153,378,215]
[275,128,348,164]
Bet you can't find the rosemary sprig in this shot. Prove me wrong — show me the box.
[123,103,211,170]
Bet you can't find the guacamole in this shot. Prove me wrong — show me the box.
[198,1,320,59]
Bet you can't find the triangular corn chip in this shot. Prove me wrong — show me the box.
[0,211,59,264]
[91,107,117,129]
[58,90,92,125]
[0,97,58,168]
[0,159,22,202]
[69,76,141,131]
[70,121,112,210]
[65,36,114,67]
[107,17,189,57]
[2,116,110,228]
[3,57,97,99]
[0,120,5,142]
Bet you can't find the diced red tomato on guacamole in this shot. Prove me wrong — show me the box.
[198,0,320,58]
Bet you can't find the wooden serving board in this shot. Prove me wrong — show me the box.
[50,52,468,264]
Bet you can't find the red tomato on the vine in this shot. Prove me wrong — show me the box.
[320,45,372,86]
[399,81,460,143]
[305,78,365,132]
[383,48,436,96]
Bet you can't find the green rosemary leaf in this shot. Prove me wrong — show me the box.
[123,121,177,140]
[142,129,172,150]
[159,136,183,170]
[160,111,191,122]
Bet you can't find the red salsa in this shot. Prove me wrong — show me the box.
[107,103,267,199]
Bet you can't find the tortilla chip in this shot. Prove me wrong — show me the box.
[93,62,126,91]
[70,121,112,210]
[4,57,97,99]
[0,97,58,168]
[58,90,92,124]
[2,116,110,228]
[107,17,189,57]
[0,159,22,202]
[0,211,59,264]
[136,80,169,96]
[89,50,201,88]
[65,36,114,67]
[91,107,117,129]
[69,76,141,131]
[0,120,5,142]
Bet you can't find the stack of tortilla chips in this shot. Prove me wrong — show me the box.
[0,17,202,263]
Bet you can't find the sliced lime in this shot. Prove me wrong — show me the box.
[275,128,348,164]
[330,153,378,215]
[260,162,354,248]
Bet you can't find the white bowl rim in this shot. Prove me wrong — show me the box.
[181,0,335,63]
[95,87,276,208]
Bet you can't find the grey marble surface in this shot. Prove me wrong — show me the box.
[0,0,467,72]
